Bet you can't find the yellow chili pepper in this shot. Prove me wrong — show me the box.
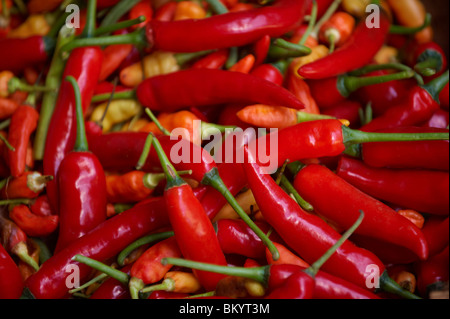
[213,189,259,222]
[290,45,329,79]
[7,14,50,38]
[119,51,180,87]
[0,71,14,98]
[342,0,393,20]
[387,0,433,44]
[90,99,143,132]
[374,46,399,64]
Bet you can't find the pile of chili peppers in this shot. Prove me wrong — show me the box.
[0,0,449,301]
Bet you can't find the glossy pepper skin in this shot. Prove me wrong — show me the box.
[90,264,133,299]
[361,127,449,171]
[297,9,390,79]
[146,0,310,53]
[414,246,449,298]
[136,68,304,113]
[0,243,24,299]
[294,163,429,260]
[242,147,386,289]
[24,197,170,299]
[53,76,107,253]
[336,156,449,216]
[43,47,103,213]
[0,36,54,73]
[7,104,39,177]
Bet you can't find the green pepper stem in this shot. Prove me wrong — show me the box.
[389,13,431,35]
[13,242,39,272]
[81,0,97,39]
[201,167,280,261]
[145,108,171,136]
[60,27,148,53]
[94,16,146,37]
[304,211,364,278]
[91,89,136,103]
[0,198,32,206]
[311,0,342,38]
[72,254,130,285]
[65,76,89,152]
[201,122,237,140]
[143,170,193,190]
[117,231,175,267]
[136,133,154,170]
[151,134,187,189]
[174,50,214,66]
[299,0,318,46]
[342,125,450,145]
[279,175,314,212]
[99,0,141,29]
[161,257,270,286]
[0,134,15,152]
[7,77,55,95]
[205,0,228,15]
[296,112,337,123]
[421,70,450,102]
[268,39,312,59]
[69,273,109,294]
[380,271,422,299]
[140,278,176,294]
[338,70,415,98]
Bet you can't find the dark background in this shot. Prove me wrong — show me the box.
[423,0,449,60]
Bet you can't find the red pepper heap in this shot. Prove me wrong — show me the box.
[0,0,448,302]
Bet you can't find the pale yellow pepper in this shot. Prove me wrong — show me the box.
[119,51,180,87]
[7,15,50,38]
[90,99,143,133]
[290,45,329,79]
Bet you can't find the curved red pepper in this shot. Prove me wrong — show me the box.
[294,163,429,260]
[0,36,54,73]
[409,42,448,79]
[136,69,304,113]
[43,47,103,213]
[414,246,449,298]
[250,64,285,86]
[266,271,315,299]
[53,76,107,253]
[297,10,390,79]
[0,242,24,299]
[9,204,58,238]
[24,197,170,299]
[422,109,449,129]
[336,156,449,216]
[361,71,449,132]
[361,127,449,171]
[7,104,39,177]
[243,147,386,289]
[146,0,310,52]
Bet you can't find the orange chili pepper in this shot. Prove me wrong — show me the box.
[27,0,62,13]
[141,271,202,295]
[229,54,256,74]
[105,170,166,204]
[319,12,355,51]
[1,171,53,200]
[0,71,14,98]
[173,1,207,21]
[387,0,433,44]
[229,2,255,12]
[128,0,153,30]
[237,104,298,130]
[285,70,320,114]
[139,110,200,140]
[130,237,182,285]
[265,242,310,268]
[0,97,19,119]
[397,209,425,229]
[290,25,319,49]
[9,204,59,237]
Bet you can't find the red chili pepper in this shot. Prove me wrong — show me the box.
[30,195,53,217]
[440,82,449,110]
[97,0,120,9]
[136,68,305,113]
[9,204,58,238]
[297,9,390,79]
[99,44,134,82]
[43,2,103,213]
[422,109,449,129]
[43,47,103,213]
[0,97,20,120]
[0,36,54,73]
[318,12,355,52]
[217,104,253,129]
[215,219,276,260]
[128,0,153,30]
[360,127,450,171]
[250,63,284,86]
[253,35,271,67]
[321,100,362,129]
[307,68,415,109]
[151,136,228,291]
[336,156,449,216]
[355,70,415,117]
[147,0,310,52]
[409,42,448,79]
[24,197,170,299]
[1,171,52,200]
[191,49,229,70]
[130,237,182,286]
[423,217,449,258]
[242,146,386,289]
[53,76,107,253]
[6,103,39,177]
[294,163,429,260]
[0,242,24,299]
[154,1,177,22]
[414,246,449,298]
[360,70,449,132]
[90,264,133,299]
[285,70,320,114]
